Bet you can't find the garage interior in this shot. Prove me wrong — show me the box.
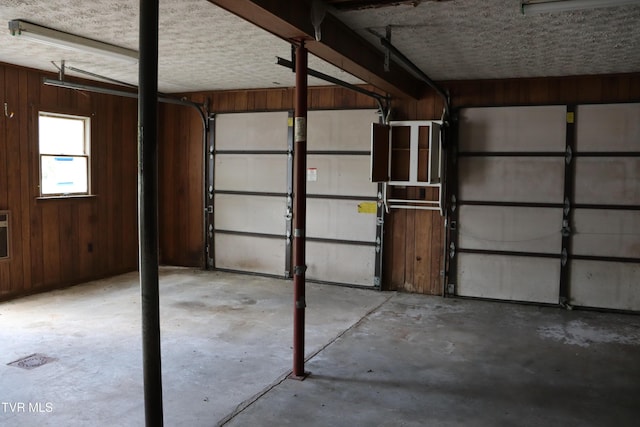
[0,0,639,426]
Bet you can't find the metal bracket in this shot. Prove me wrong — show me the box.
[561,248,568,266]
[4,102,14,118]
[565,145,573,165]
[447,283,455,295]
[294,265,307,276]
[561,219,571,237]
[449,242,456,259]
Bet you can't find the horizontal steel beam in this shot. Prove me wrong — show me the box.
[207,0,426,99]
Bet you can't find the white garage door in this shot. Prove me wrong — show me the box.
[213,109,380,287]
[455,106,566,304]
[452,103,640,311]
[214,111,289,276]
[569,103,640,311]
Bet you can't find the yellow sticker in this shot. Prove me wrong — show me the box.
[358,202,378,214]
[566,112,575,124]
[287,117,293,127]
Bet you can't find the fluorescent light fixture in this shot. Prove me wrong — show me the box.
[8,19,138,63]
[522,0,640,14]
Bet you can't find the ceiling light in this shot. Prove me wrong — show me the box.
[521,0,640,14]
[8,20,138,63]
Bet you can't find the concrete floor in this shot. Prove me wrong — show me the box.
[1,268,639,426]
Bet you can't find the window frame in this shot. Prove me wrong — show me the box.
[37,110,92,198]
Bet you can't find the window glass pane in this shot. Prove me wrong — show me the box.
[39,115,86,155]
[41,155,88,195]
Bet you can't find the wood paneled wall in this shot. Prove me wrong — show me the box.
[163,73,640,295]
[0,63,138,301]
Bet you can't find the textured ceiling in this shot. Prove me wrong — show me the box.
[336,0,640,80]
[0,0,639,94]
[0,0,363,93]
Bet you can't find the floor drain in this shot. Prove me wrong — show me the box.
[7,353,57,370]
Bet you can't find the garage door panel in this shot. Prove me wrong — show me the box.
[215,155,288,192]
[306,242,375,286]
[215,234,285,276]
[214,194,286,235]
[570,260,640,311]
[459,157,565,203]
[458,206,562,254]
[216,112,288,150]
[574,158,640,205]
[576,104,640,152]
[306,199,376,242]
[457,253,560,304]
[307,110,379,151]
[572,209,640,258]
[459,106,566,152]
[306,155,378,197]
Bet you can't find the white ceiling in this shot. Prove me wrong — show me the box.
[0,0,638,94]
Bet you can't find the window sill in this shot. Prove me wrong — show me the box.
[36,194,97,201]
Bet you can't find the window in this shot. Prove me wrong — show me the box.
[38,112,91,196]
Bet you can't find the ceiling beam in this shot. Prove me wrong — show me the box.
[207,0,427,99]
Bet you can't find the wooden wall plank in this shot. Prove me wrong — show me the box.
[77,200,94,281]
[57,203,76,285]
[0,67,7,210]
[5,67,24,289]
[159,104,177,264]
[121,98,138,270]
[18,71,32,290]
[41,202,61,286]
[187,106,204,266]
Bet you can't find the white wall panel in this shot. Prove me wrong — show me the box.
[570,260,640,311]
[572,209,640,258]
[574,158,640,205]
[306,155,378,197]
[458,157,565,203]
[216,111,288,150]
[306,199,376,242]
[458,206,562,254]
[215,234,285,276]
[458,106,566,152]
[457,253,560,304]
[215,155,287,192]
[576,104,640,152]
[306,242,375,286]
[307,110,378,151]
[214,194,286,235]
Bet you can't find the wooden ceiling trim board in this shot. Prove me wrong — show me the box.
[207,0,427,99]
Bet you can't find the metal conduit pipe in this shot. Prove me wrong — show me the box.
[275,56,390,117]
[291,42,309,380]
[42,79,207,125]
[377,37,450,120]
[138,0,164,424]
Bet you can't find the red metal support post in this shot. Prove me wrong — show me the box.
[291,42,309,380]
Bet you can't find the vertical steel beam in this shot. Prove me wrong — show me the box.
[445,114,460,297]
[559,105,576,307]
[285,110,295,278]
[205,114,216,269]
[138,0,164,425]
[291,42,309,380]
